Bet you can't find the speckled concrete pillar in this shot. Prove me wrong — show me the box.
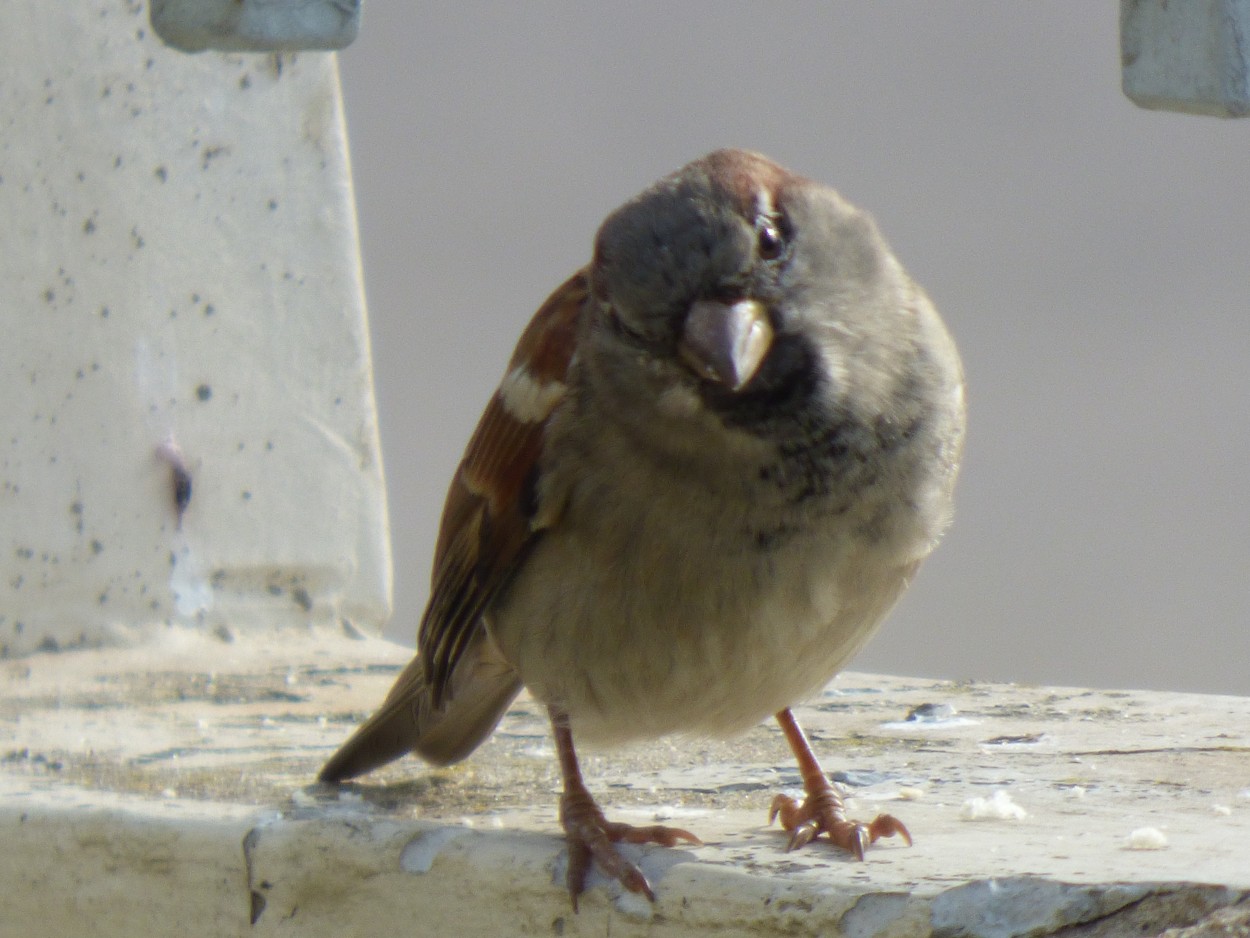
[0,2,391,656]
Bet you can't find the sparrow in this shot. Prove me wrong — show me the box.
[319,149,966,907]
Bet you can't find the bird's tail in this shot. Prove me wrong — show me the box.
[318,632,522,782]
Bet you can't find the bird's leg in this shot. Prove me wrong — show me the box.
[549,706,701,909]
[768,707,911,858]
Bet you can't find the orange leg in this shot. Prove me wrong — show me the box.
[550,707,701,909]
[769,707,911,858]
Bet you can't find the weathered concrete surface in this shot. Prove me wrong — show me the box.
[2,629,1249,937]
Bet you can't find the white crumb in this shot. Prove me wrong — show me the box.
[959,789,1027,821]
[614,888,655,920]
[1212,804,1232,817]
[896,786,926,801]
[616,805,711,821]
[1125,827,1169,850]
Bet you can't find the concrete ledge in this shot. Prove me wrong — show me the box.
[3,630,1250,936]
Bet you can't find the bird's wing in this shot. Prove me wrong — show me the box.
[319,270,587,780]
[421,269,587,704]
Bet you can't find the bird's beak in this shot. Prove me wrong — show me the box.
[679,298,774,392]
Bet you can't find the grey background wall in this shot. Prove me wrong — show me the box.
[334,4,1249,695]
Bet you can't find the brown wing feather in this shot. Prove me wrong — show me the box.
[319,271,588,781]
[422,269,588,706]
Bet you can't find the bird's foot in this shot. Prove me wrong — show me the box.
[560,789,701,909]
[768,782,911,858]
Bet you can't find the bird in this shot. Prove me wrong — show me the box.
[319,148,966,908]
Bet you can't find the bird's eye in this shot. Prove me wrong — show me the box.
[756,218,784,260]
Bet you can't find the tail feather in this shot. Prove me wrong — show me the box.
[319,632,522,783]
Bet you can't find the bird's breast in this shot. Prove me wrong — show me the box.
[489,451,925,745]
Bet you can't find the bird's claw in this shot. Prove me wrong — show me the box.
[769,789,911,859]
[561,795,701,910]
